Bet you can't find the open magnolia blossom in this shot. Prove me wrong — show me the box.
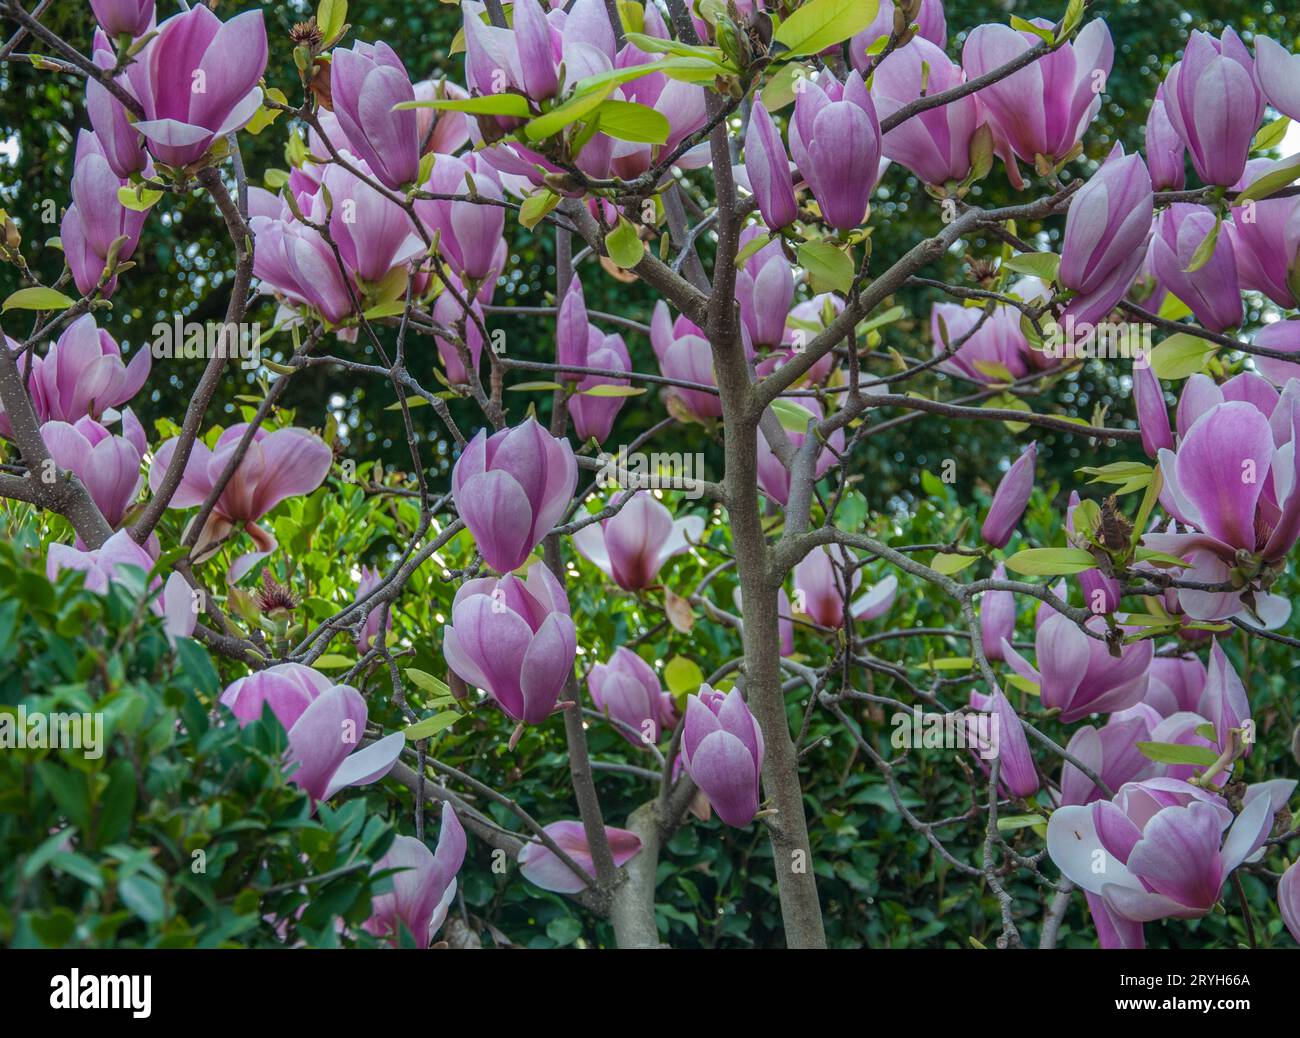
[1048,777,1296,948]
[4,0,1300,958]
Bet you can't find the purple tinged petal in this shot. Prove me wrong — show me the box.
[1133,358,1172,458]
[1279,859,1300,944]
[744,99,797,231]
[981,441,1036,548]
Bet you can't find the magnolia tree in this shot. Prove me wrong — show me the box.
[2,0,1300,951]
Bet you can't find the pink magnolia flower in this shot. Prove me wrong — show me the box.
[1143,654,1207,717]
[221,662,334,726]
[321,163,424,286]
[62,129,148,298]
[89,0,154,39]
[416,154,507,285]
[1058,703,1162,807]
[969,687,1039,798]
[650,302,722,422]
[1227,184,1300,311]
[572,491,704,591]
[1144,87,1185,191]
[568,330,632,445]
[363,804,466,947]
[114,5,268,168]
[789,70,881,230]
[412,78,472,156]
[451,418,577,574]
[221,665,404,803]
[872,37,984,186]
[744,98,798,231]
[46,528,196,641]
[518,820,643,894]
[588,647,664,746]
[30,314,150,424]
[1161,29,1264,188]
[248,189,355,325]
[756,294,844,385]
[1256,36,1300,122]
[86,31,148,179]
[1001,613,1152,723]
[981,441,1036,549]
[756,399,844,507]
[442,562,576,724]
[330,41,420,190]
[792,544,898,629]
[1150,204,1242,333]
[42,413,145,528]
[849,0,947,74]
[1048,777,1295,948]
[353,565,392,653]
[1057,146,1154,327]
[979,562,1015,661]
[1280,859,1300,945]
[148,424,333,582]
[735,228,795,352]
[962,18,1112,166]
[1142,383,1300,626]
[681,685,765,827]
[931,301,1032,384]
[431,278,486,386]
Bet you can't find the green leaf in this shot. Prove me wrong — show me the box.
[395,94,531,117]
[797,239,854,294]
[770,398,816,432]
[546,915,583,946]
[579,384,645,397]
[735,231,772,269]
[507,380,565,392]
[592,99,670,144]
[118,873,165,924]
[1076,461,1152,494]
[605,216,645,269]
[930,552,979,575]
[1233,156,1300,204]
[1253,115,1290,153]
[383,395,431,410]
[772,0,881,57]
[116,184,163,211]
[317,0,348,44]
[1002,547,1097,576]
[1148,333,1217,380]
[313,653,356,669]
[664,656,704,695]
[997,813,1046,832]
[1009,16,1055,44]
[916,656,974,671]
[1136,741,1220,767]
[519,189,560,230]
[1156,291,1192,322]
[1183,213,1221,274]
[405,668,452,698]
[1002,252,1060,282]
[525,83,615,141]
[3,286,75,313]
[404,710,460,741]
